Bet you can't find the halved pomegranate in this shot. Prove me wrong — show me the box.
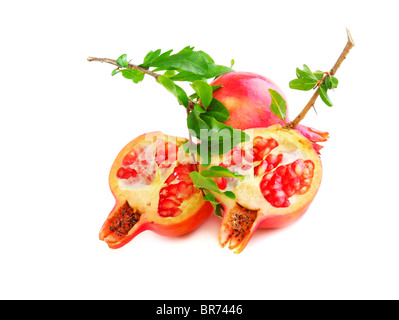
[202,125,322,253]
[99,132,214,249]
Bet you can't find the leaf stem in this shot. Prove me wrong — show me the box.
[285,28,355,130]
[87,56,160,80]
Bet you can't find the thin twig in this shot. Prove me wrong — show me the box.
[285,28,355,130]
[87,56,160,80]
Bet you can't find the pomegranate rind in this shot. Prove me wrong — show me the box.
[100,131,214,249]
[205,125,322,253]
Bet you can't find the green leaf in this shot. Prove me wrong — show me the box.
[186,117,248,166]
[204,98,230,122]
[169,72,205,82]
[203,192,218,204]
[211,85,223,91]
[179,46,195,53]
[223,191,236,199]
[190,171,220,193]
[116,54,128,68]
[152,51,208,75]
[230,59,235,68]
[141,49,161,69]
[318,86,333,107]
[157,49,173,61]
[289,78,318,91]
[197,50,214,64]
[163,70,176,78]
[157,75,189,107]
[193,103,206,113]
[330,76,339,88]
[111,68,120,76]
[187,110,210,138]
[169,64,232,82]
[205,64,233,79]
[324,76,332,90]
[198,115,249,156]
[200,166,244,181]
[314,70,324,80]
[189,171,236,200]
[191,80,213,108]
[189,92,199,100]
[296,64,317,80]
[120,69,144,83]
[268,89,287,122]
[202,192,223,217]
[200,114,231,132]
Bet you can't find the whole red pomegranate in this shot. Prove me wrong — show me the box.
[99,132,214,249]
[202,125,322,253]
[211,72,329,153]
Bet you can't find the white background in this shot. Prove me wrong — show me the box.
[1,0,398,300]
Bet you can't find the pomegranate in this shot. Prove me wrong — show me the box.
[202,125,322,253]
[99,132,214,249]
[211,71,329,153]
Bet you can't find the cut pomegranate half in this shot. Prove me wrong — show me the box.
[202,125,323,253]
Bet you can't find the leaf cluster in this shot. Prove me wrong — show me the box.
[185,80,249,166]
[289,64,339,106]
[112,54,145,83]
[111,47,246,216]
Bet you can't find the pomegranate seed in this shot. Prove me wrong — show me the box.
[254,160,267,177]
[302,178,312,186]
[165,183,178,196]
[230,147,243,165]
[156,142,179,166]
[298,185,310,195]
[165,142,178,161]
[283,184,296,197]
[157,164,197,218]
[158,210,170,217]
[290,177,301,189]
[122,151,138,166]
[159,199,178,210]
[215,177,227,190]
[242,164,252,171]
[159,163,172,169]
[292,159,304,176]
[273,196,287,208]
[259,158,315,208]
[168,207,182,217]
[116,167,137,180]
[253,136,267,148]
[276,165,287,176]
[244,149,255,163]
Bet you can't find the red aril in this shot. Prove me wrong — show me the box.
[99,132,214,249]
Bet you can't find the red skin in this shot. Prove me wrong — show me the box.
[211,72,329,153]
